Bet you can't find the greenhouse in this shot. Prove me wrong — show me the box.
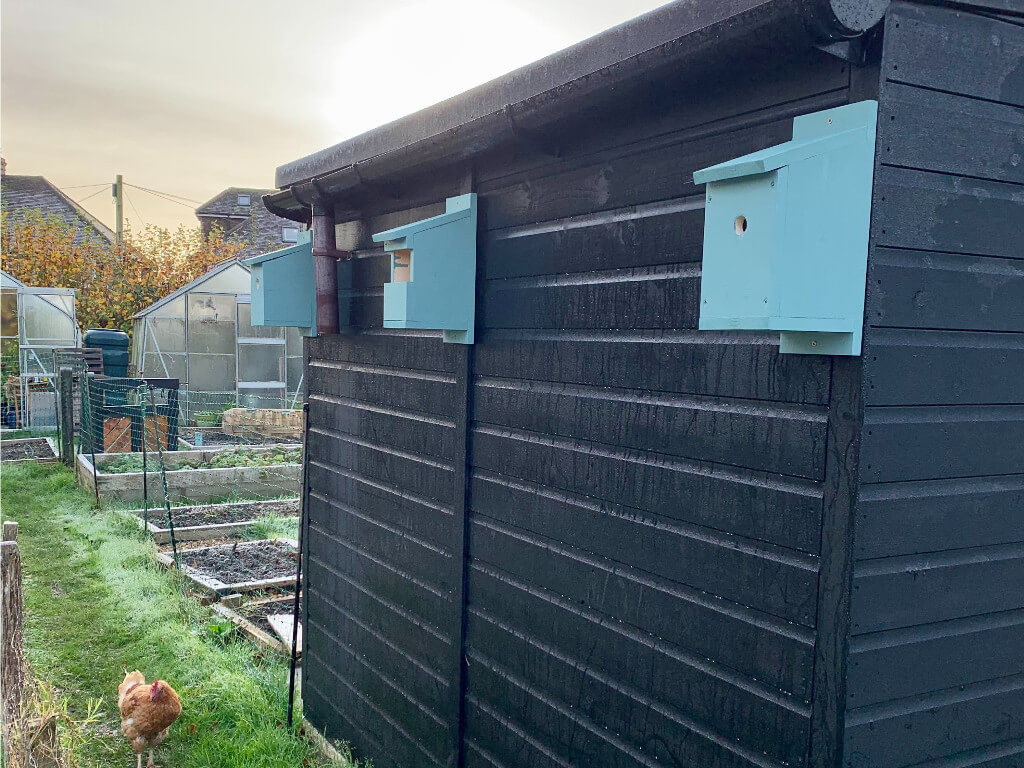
[130,258,303,414]
[1,268,80,427]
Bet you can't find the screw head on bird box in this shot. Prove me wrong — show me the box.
[372,193,478,344]
[693,101,878,355]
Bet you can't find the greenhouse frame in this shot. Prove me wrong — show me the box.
[130,258,303,415]
[1,268,80,427]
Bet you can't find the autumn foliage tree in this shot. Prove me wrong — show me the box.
[0,210,245,332]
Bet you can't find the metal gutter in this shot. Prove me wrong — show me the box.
[265,0,889,221]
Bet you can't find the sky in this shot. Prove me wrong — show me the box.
[1,0,668,231]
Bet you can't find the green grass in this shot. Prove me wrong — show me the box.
[2,428,57,439]
[244,514,301,541]
[2,462,354,767]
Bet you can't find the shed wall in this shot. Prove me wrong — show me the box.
[303,46,874,768]
[843,3,1024,767]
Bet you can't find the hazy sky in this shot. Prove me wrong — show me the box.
[2,0,667,231]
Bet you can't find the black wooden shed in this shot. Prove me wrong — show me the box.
[263,1,1024,766]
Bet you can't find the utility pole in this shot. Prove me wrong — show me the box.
[111,174,123,245]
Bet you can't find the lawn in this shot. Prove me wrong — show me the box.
[1,461,350,767]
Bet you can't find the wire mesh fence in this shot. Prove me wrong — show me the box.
[51,370,303,559]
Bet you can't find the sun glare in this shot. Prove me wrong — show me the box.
[320,0,567,142]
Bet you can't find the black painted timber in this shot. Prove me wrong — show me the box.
[294,1,1024,767]
[843,3,1024,768]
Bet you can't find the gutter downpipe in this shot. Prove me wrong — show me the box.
[311,197,349,336]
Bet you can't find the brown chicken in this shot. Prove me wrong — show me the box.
[118,670,182,768]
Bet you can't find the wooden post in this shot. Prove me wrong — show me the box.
[1,522,24,740]
[58,367,74,466]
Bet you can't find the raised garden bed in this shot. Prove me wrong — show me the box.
[76,445,301,505]
[178,427,291,449]
[212,593,302,656]
[1,437,58,463]
[157,538,298,597]
[138,499,300,544]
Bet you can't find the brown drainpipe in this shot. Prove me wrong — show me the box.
[310,198,349,335]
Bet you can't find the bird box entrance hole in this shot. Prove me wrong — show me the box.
[392,249,412,283]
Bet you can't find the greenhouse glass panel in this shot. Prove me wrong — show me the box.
[237,386,286,410]
[238,343,285,383]
[188,353,236,392]
[1,289,17,339]
[146,317,186,354]
[21,292,77,347]
[194,264,250,294]
[187,294,235,354]
[285,356,303,394]
[237,301,284,340]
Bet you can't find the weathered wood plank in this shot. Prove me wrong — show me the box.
[856,475,1024,559]
[471,427,823,552]
[860,405,1024,482]
[847,610,1024,708]
[474,334,832,404]
[472,377,826,479]
[851,546,1024,633]
[872,166,1024,261]
[868,248,1024,333]
[863,329,1024,406]
[885,1,1024,107]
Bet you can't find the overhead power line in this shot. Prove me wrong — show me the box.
[127,185,197,210]
[63,183,109,190]
[124,188,147,227]
[75,187,108,204]
[124,183,201,206]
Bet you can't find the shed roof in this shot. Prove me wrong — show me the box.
[0,268,27,289]
[266,0,888,221]
[133,258,250,319]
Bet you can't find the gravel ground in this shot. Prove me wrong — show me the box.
[143,499,299,529]
[177,540,297,584]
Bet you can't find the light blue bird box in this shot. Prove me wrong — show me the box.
[243,230,316,336]
[372,193,478,344]
[693,100,878,355]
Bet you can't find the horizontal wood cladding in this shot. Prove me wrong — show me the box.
[856,475,1024,559]
[868,249,1024,334]
[472,427,823,553]
[860,404,1024,482]
[472,377,827,479]
[844,673,1024,768]
[847,609,1024,708]
[304,35,855,768]
[871,166,1024,260]
[881,1,1024,107]
[846,5,1024,766]
[864,329,1024,406]
[479,97,847,232]
[475,332,832,404]
[480,204,704,280]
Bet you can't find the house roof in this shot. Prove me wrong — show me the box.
[1,175,114,243]
[266,0,888,222]
[196,187,276,218]
[196,187,304,259]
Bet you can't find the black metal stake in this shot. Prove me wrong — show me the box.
[287,401,310,729]
[148,386,177,566]
[86,374,100,507]
[141,386,149,526]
